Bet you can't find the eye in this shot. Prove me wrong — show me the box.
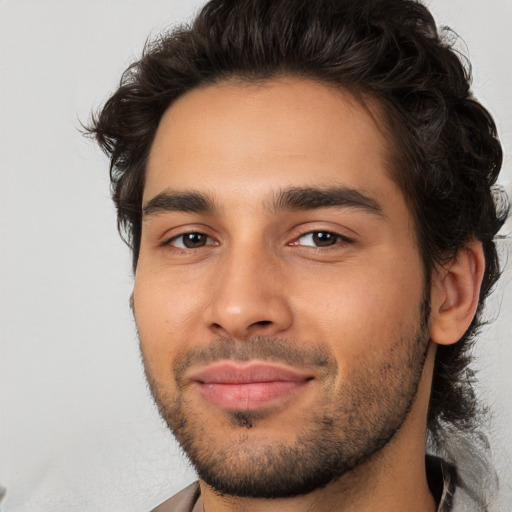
[295,231,347,247]
[167,232,216,249]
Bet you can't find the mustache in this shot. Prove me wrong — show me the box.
[173,336,338,383]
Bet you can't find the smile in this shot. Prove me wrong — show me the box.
[189,361,314,410]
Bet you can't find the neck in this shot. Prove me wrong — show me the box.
[199,454,437,512]
[199,344,439,512]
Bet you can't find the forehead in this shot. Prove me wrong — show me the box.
[145,78,399,208]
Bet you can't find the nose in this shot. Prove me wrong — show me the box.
[203,245,293,340]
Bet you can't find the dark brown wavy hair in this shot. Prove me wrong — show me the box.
[88,0,508,467]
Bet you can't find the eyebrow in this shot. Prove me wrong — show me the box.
[142,185,385,219]
[271,186,385,217]
[143,190,216,218]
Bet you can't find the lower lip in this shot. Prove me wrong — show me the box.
[197,380,310,410]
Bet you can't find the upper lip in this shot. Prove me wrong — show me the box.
[188,361,314,384]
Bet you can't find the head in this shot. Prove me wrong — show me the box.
[89,0,508,500]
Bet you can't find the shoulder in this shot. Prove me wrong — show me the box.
[150,482,201,512]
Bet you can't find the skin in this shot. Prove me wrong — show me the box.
[133,78,484,512]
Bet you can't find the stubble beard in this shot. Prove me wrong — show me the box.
[140,300,431,499]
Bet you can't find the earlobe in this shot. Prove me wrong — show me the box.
[429,241,485,346]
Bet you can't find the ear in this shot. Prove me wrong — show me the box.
[429,240,485,346]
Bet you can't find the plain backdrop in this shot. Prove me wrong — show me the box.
[0,0,511,511]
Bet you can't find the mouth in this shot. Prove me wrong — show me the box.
[188,361,314,411]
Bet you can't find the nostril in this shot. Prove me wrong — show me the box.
[252,320,272,327]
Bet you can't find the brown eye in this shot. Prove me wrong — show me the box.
[297,231,344,247]
[311,232,338,246]
[169,232,213,249]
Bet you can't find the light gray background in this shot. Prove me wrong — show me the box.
[0,1,510,511]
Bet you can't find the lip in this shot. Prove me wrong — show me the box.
[189,361,314,411]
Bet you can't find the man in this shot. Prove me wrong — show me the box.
[89,0,509,510]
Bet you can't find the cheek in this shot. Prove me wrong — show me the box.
[290,259,425,362]
[133,270,207,372]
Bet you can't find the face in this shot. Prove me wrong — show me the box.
[134,79,430,498]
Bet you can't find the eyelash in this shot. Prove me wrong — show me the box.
[164,232,217,250]
[163,229,352,251]
[290,230,352,249]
